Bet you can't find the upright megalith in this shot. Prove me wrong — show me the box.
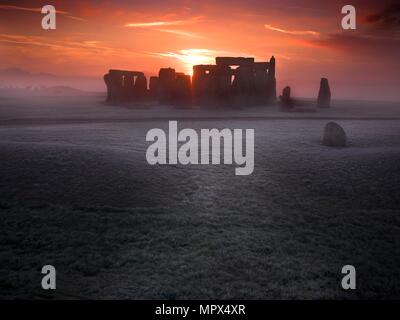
[322,122,347,147]
[104,73,112,102]
[134,74,148,100]
[318,78,331,108]
[149,76,159,99]
[268,56,277,101]
[192,65,218,106]
[158,68,176,104]
[157,68,192,107]
[232,65,256,106]
[122,72,135,101]
[174,74,192,107]
[103,69,147,104]
[279,86,293,109]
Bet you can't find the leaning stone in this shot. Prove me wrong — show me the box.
[322,122,347,147]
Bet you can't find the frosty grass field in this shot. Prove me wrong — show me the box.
[0,95,399,299]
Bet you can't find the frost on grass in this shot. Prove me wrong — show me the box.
[0,118,400,299]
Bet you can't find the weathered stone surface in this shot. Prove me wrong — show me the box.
[322,122,347,147]
[318,78,331,108]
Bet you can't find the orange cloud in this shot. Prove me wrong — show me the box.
[0,34,128,56]
[124,15,204,28]
[155,29,201,38]
[264,24,320,37]
[0,4,86,22]
[0,4,66,14]
[125,20,186,27]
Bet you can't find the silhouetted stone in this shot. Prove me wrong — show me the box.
[122,73,135,101]
[104,70,147,104]
[233,65,256,106]
[192,65,218,106]
[216,57,254,67]
[134,74,147,100]
[254,62,269,104]
[106,70,123,103]
[104,73,112,102]
[267,56,276,101]
[192,55,277,108]
[318,78,331,108]
[322,122,347,147]
[149,76,159,99]
[174,74,192,107]
[105,55,277,108]
[280,86,293,109]
[158,68,176,104]
[214,65,233,106]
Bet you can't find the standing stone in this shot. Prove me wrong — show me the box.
[158,68,176,104]
[322,122,347,147]
[280,86,293,109]
[123,73,135,101]
[174,74,192,108]
[318,78,331,108]
[149,76,159,100]
[268,56,277,101]
[104,73,112,102]
[134,74,147,100]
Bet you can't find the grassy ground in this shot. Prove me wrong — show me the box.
[0,119,399,299]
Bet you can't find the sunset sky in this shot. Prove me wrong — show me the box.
[0,0,399,100]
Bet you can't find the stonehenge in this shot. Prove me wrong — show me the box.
[104,68,192,107]
[192,56,276,107]
[104,55,277,108]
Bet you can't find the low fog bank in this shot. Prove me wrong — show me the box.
[0,94,399,126]
[0,68,104,93]
[2,67,400,102]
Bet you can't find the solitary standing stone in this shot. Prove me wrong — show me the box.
[322,122,347,147]
[318,78,331,108]
[280,86,293,109]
